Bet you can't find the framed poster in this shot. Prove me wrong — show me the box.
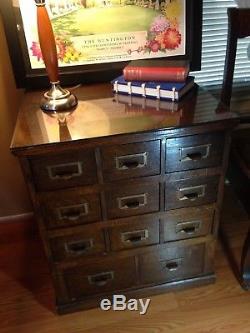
[0,0,202,88]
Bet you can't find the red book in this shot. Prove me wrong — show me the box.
[123,59,190,82]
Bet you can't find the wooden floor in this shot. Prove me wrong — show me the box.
[0,185,250,333]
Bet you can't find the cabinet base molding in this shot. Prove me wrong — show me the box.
[56,273,216,315]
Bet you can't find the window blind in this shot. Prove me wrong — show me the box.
[192,0,250,86]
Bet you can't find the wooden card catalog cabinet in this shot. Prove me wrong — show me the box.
[10,84,237,314]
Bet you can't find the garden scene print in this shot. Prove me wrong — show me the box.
[19,0,185,68]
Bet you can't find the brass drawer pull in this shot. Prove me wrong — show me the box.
[118,193,147,210]
[115,152,147,170]
[164,258,183,272]
[57,203,89,221]
[176,220,201,235]
[47,161,83,180]
[65,239,93,256]
[88,271,114,287]
[121,229,149,243]
[180,144,211,162]
[179,185,206,201]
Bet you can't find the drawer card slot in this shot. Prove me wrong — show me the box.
[57,203,89,221]
[31,150,97,191]
[102,140,160,182]
[121,229,149,243]
[178,185,206,201]
[65,239,93,256]
[180,144,211,162]
[106,183,159,219]
[166,133,224,173]
[49,228,105,261]
[115,152,148,170]
[88,271,114,287]
[176,220,201,235]
[109,217,159,251]
[47,161,83,180]
[165,176,219,210]
[163,206,214,242]
[118,193,147,210]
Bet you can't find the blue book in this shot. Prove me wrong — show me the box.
[111,75,195,101]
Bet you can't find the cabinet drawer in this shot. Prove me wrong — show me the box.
[108,217,160,251]
[163,205,214,242]
[30,150,97,191]
[49,227,106,261]
[101,140,161,182]
[165,175,219,210]
[39,188,101,228]
[139,243,205,285]
[62,257,136,300]
[166,133,224,173]
[106,183,160,219]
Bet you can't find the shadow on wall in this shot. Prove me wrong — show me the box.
[0,14,32,218]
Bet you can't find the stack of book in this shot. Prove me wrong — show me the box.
[111,59,195,111]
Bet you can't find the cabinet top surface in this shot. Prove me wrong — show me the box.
[11,83,237,151]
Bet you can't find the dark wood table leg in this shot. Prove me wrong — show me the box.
[241,230,250,290]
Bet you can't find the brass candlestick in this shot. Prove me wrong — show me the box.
[34,0,77,112]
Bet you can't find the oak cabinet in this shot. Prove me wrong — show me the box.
[11,83,237,314]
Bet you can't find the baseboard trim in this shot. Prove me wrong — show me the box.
[0,212,34,223]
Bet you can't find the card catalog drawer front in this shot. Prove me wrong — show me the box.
[163,205,214,242]
[30,150,97,191]
[49,228,106,262]
[166,133,224,173]
[40,188,101,228]
[62,257,136,300]
[109,217,160,251]
[106,183,160,219]
[101,140,161,182]
[140,243,205,285]
[165,176,219,210]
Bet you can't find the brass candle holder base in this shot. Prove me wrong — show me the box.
[40,82,78,113]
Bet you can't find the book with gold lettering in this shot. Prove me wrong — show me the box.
[123,59,190,82]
